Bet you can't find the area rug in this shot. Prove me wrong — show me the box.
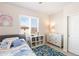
[32,45,65,56]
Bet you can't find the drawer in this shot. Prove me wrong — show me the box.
[54,41,61,47]
[48,39,53,43]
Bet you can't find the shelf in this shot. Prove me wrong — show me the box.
[32,43,36,46]
[36,37,39,41]
[30,35,45,48]
[40,41,43,44]
[32,41,36,42]
[39,40,43,41]
[36,42,40,45]
[32,37,35,41]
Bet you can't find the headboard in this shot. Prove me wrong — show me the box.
[0,34,26,42]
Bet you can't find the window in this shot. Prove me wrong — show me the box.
[20,16,29,26]
[31,17,38,35]
[19,15,39,35]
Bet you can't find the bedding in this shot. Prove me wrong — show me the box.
[11,44,35,56]
[0,38,35,56]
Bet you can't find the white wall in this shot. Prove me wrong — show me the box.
[50,11,64,34]
[0,3,49,35]
[50,4,79,52]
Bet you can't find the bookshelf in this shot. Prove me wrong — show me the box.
[30,35,45,48]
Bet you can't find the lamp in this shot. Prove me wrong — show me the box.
[50,22,55,33]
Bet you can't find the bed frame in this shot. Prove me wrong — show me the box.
[0,34,26,42]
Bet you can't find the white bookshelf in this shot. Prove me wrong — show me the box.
[30,35,45,48]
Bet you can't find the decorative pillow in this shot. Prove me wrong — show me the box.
[0,38,13,49]
[0,37,19,49]
[11,39,25,48]
[20,39,26,43]
[0,40,9,48]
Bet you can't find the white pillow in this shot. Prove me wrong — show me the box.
[0,37,19,49]
[20,39,25,41]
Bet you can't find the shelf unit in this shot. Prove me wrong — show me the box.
[30,35,45,48]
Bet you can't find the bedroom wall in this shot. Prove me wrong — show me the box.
[0,3,49,35]
[50,4,79,52]
[50,11,64,34]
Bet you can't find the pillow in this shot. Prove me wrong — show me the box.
[0,40,9,48]
[0,37,19,49]
[0,38,14,49]
[11,39,24,48]
[20,39,26,43]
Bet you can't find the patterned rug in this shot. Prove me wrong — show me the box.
[32,45,65,56]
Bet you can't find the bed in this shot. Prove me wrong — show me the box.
[0,34,35,56]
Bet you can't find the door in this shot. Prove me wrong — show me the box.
[68,15,79,55]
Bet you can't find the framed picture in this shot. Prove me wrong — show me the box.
[0,15,13,26]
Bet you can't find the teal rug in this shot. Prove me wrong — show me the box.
[32,45,65,56]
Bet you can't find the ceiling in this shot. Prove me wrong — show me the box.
[6,2,79,15]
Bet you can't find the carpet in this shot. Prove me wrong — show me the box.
[32,45,65,56]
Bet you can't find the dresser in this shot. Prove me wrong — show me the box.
[47,33,63,48]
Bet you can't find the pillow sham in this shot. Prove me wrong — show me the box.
[10,39,25,48]
[0,38,14,49]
